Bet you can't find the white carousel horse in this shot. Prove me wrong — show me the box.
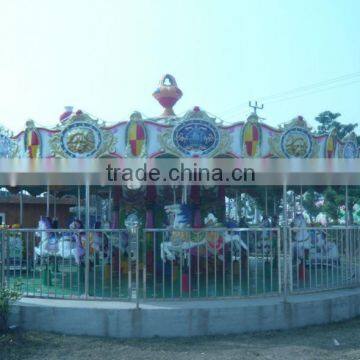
[160,204,206,262]
[160,205,248,262]
[292,213,339,266]
[34,217,58,260]
[34,217,85,264]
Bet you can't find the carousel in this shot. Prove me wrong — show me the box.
[0,74,358,300]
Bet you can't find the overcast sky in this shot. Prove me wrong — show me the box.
[0,0,359,134]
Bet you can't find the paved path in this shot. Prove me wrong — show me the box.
[2,316,360,360]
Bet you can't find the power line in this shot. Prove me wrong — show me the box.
[219,71,360,117]
[264,78,360,105]
[223,77,360,121]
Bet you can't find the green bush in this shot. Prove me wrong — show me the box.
[0,283,22,332]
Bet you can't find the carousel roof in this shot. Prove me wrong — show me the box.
[1,74,358,159]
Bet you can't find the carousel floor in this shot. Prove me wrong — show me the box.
[4,258,356,299]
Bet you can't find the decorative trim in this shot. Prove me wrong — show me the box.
[241,114,262,158]
[50,112,116,158]
[159,109,230,157]
[0,127,18,158]
[269,116,318,158]
[125,112,147,158]
[324,129,337,158]
[24,120,42,158]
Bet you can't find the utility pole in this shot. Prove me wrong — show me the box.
[248,101,264,115]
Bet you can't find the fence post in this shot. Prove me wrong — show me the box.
[84,184,90,298]
[345,185,350,282]
[283,225,288,301]
[0,231,4,289]
[277,228,281,295]
[283,226,293,300]
[135,227,140,309]
[125,215,140,309]
[288,228,293,293]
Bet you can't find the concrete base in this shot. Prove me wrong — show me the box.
[9,288,360,338]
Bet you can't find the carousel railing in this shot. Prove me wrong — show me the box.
[0,228,133,300]
[1,226,360,302]
[288,226,360,293]
[142,227,282,299]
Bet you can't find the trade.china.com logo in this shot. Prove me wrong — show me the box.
[106,162,255,185]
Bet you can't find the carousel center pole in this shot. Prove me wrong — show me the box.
[77,186,81,220]
[108,186,112,223]
[19,190,23,226]
[345,184,349,226]
[265,186,268,217]
[46,185,50,217]
[53,191,57,219]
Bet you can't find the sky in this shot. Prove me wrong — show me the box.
[0,0,359,134]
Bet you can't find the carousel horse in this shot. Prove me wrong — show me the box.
[291,213,311,261]
[160,204,207,262]
[292,213,340,266]
[68,219,85,264]
[203,213,248,262]
[161,205,248,263]
[91,221,107,253]
[34,216,58,260]
[88,220,113,263]
[256,215,275,260]
[34,217,85,264]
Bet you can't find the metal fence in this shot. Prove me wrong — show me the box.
[143,227,281,299]
[288,226,360,293]
[0,228,133,301]
[0,226,360,303]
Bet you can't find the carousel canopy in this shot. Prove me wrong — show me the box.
[0,75,358,160]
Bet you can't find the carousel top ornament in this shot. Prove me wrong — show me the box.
[153,74,183,117]
[59,106,74,122]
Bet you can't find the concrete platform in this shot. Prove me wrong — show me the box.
[9,288,360,338]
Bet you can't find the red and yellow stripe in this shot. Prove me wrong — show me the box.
[326,136,335,158]
[26,129,40,158]
[128,122,145,156]
[244,123,259,157]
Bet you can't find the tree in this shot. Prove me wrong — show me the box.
[315,111,358,140]
[302,187,320,223]
[331,186,360,225]
[322,186,340,224]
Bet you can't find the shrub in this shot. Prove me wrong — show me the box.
[0,283,22,332]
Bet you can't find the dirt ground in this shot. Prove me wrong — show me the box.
[2,317,360,360]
